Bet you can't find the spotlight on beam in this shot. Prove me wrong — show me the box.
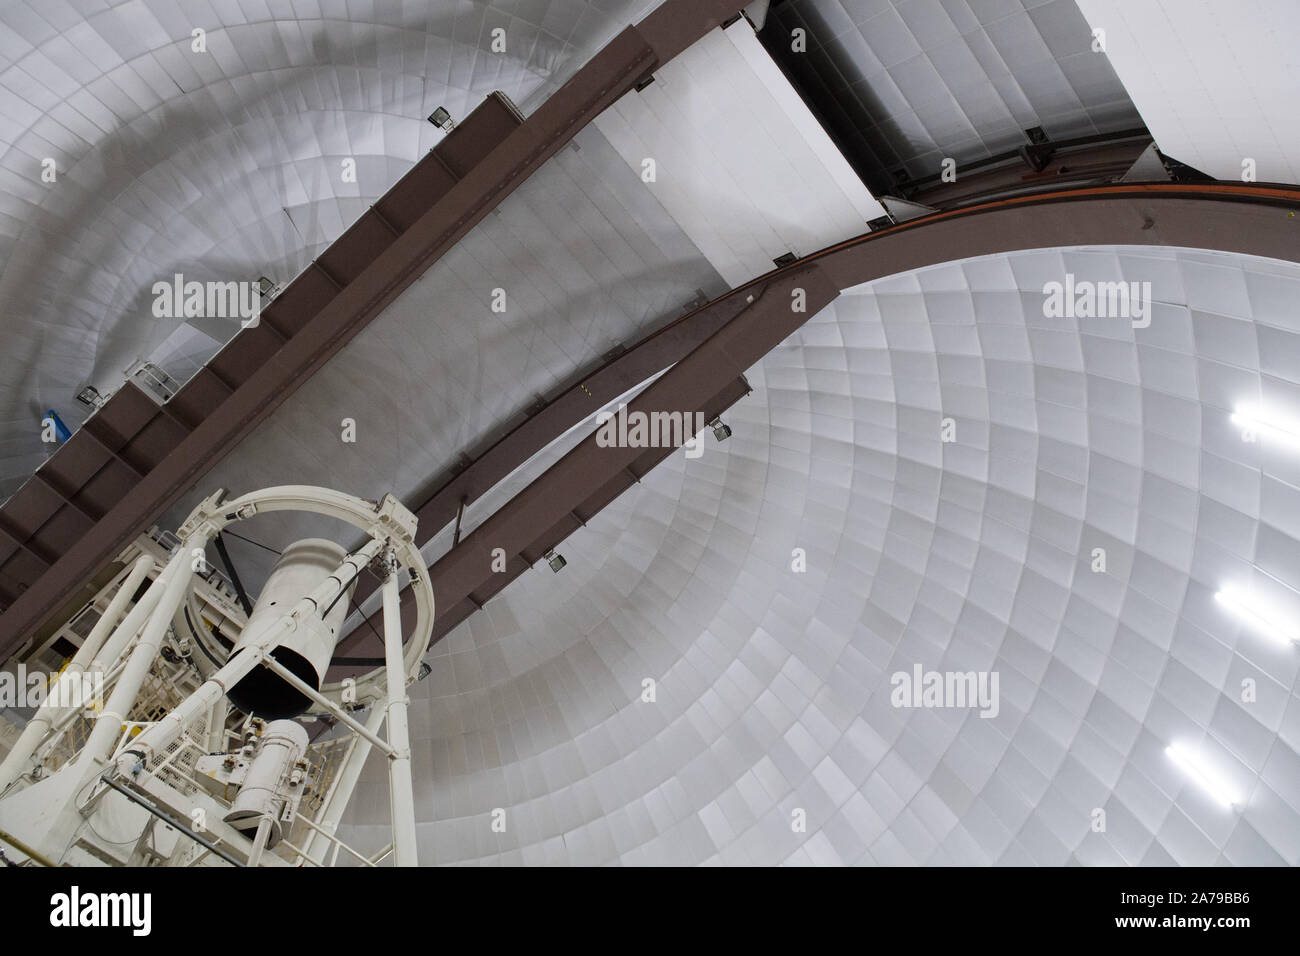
[428,107,455,132]
[257,276,278,298]
[543,549,566,573]
[708,417,731,441]
[75,385,105,411]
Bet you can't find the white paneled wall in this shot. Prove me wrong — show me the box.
[1075,0,1300,184]
[593,18,886,287]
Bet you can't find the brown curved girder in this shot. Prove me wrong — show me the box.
[331,182,1300,662]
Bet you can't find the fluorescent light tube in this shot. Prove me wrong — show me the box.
[1166,743,1240,808]
[1215,586,1299,645]
[1231,404,1300,446]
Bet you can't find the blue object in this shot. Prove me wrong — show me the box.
[45,409,72,443]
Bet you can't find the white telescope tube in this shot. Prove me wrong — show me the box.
[0,554,155,794]
[225,719,308,849]
[117,538,385,776]
[77,544,201,774]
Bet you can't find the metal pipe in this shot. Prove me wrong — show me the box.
[33,652,131,766]
[257,656,393,755]
[246,816,273,867]
[98,773,244,868]
[212,533,253,615]
[76,546,198,775]
[276,835,320,867]
[73,555,156,671]
[142,730,202,785]
[0,554,155,794]
[0,826,57,867]
[87,555,181,678]
[294,734,357,865]
[301,705,386,865]
[382,569,418,866]
[206,696,230,753]
[114,633,269,776]
[295,813,376,866]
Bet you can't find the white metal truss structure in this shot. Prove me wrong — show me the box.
[0,485,434,868]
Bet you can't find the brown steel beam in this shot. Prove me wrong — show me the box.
[332,181,1300,662]
[422,180,1300,540]
[30,474,95,523]
[899,127,1151,194]
[419,264,836,619]
[332,374,754,673]
[79,412,148,478]
[0,0,745,657]
[0,521,55,570]
[908,136,1153,209]
[806,183,1300,294]
[343,277,755,612]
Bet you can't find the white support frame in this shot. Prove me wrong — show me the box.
[0,485,435,869]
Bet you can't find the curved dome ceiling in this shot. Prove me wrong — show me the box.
[338,244,1300,866]
[0,0,658,497]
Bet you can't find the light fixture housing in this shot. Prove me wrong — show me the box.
[75,385,104,410]
[709,417,731,441]
[257,275,277,297]
[428,107,455,131]
[544,549,566,573]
